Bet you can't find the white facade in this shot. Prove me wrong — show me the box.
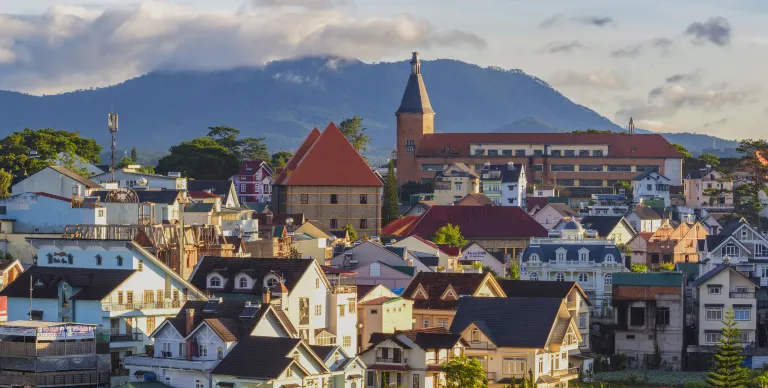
[459,242,505,276]
[699,222,768,286]
[500,166,527,207]
[0,193,106,233]
[663,158,683,186]
[534,204,575,230]
[92,169,187,190]
[624,212,662,234]
[393,236,454,272]
[11,166,100,198]
[695,267,758,347]
[633,171,672,207]
[684,169,734,210]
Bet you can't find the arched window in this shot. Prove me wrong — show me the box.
[604,254,615,263]
[210,276,221,288]
[604,273,613,286]
[265,277,279,288]
[239,277,248,289]
[556,273,565,282]
[529,272,539,281]
[471,328,480,342]
[578,273,589,283]
[529,253,540,262]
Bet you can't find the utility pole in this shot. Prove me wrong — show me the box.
[108,113,119,182]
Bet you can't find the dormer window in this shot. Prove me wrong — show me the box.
[578,248,589,262]
[604,254,615,263]
[210,276,222,288]
[529,253,540,262]
[471,328,480,343]
[95,254,102,266]
[265,276,279,289]
[556,249,566,262]
[116,255,124,266]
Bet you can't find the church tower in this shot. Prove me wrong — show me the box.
[395,52,435,185]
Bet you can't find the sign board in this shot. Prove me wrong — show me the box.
[38,325,95,340]
[0,326,36,336]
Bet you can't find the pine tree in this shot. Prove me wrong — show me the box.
[130,147,138,164]
[382,159,400,227]
[707,310,749,387]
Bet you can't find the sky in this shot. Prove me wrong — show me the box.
[1,0,767,140]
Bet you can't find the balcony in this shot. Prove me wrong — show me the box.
[466,341,495,350]
[106,330,143,343]
[0,341,95,357]
[102,300,186,312]
[376,357,404,364]
[330,284,357,294]
[730,291,756,298]
[0,371,108,387]
[124,354,220,371]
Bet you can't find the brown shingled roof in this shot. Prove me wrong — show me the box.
[276,123,382,187]
[402,272,494,310]
[416,133,681,158]
[407,205,547,240]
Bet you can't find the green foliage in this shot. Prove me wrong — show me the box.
[382,159,400,227]
[706,310,749,387]
[698,153,720,170]
[630,264,647,273]
[342,224,358,242]
[287,246,301,259]
[116,156,134,169]
[206,126,269,162]
[508,262,520,280]
[442,355,488,388]
[432,224,467,248]
[674,144,693,160]
[733,140,768,228]
[659,262,675,271]
[0,169,10,199]
[594,370,706,386]
[617,244,632,256]
[270,151,293,170]
[339,115,371,154]
[399,180,435,201]
[570,129,614,134]
[0,128,102,176]
[130,147,138,163]
[156,137,239,180]
[137,165,155,174]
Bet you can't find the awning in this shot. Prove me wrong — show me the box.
[347,374,362,380]
[216,383,234,388]
[133,370,151,377]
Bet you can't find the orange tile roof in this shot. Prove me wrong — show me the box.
[382,216,420,236]
[417,133,681,159]
[276,123,382,187]
[273,128,322,185]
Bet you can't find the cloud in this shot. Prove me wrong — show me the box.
[702,118,728,128]
[252,0,345,9]
[684,17,731,46]
[538,14,615,29]
[540,41,585,54]
[0,1,486,94]
[615,80,760,121]
[610,37,673,58]
[549,70,626,89]
[665,70,702,85]
[635,119,680,133]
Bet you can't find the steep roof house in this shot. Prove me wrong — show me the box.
[533,203,579,230]
[11,165,102,199]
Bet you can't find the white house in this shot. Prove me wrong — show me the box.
[187,180,241,208]
[189,257,359,356]
[11,165,102,198]
[0,237,207,384]
[632,170,672,207]
[459,242,505,275]
[693,265,758,348]
[533,203,579,230]
[500,163,527,208]
[0,192,106,233]
[393,235,457,272]
[92,167,188,190]
[698,220,768,285]
[90,189,183,225]
[684,167,734,210]
[624,204,663,234]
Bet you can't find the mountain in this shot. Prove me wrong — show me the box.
[493,117,567,133]
[0,56,737,160]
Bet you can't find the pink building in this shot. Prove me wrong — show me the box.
[232,160,273,204]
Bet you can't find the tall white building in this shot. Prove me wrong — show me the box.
[632,170,672,207]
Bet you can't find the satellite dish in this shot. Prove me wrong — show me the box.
[286,218,294,226]
[136,177,148,187]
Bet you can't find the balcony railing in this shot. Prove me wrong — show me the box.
[330,284,357,294]
[551,367,580,377]
[0,371,108,387]
[0,341,95,357]
[467,341,495,350]
[124,354,220,371]
[730,292,756,298]
[102,300,185,312]
[376,357,403,363]
[107,331,143,343]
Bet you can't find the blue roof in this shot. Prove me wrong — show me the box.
[521,242,621,264]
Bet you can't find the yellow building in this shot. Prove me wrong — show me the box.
[433,163,480,205]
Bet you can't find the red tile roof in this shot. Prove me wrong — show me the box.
[273,128,322,185]
[436,244,461,256]
[416,133,681,158]
[407,205,548,240]
[527,197,549,213]
[276,123,382,187]
[382,216,420,236]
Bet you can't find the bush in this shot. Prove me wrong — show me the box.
[630,264,648,273]
[659,262,675,271]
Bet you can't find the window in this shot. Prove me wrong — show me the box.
[656,307,670,325]
[734,307,751,321]
[266,277,279,288]
[723,244,737,256]
[706,307,723,321]
[343,336,352,347]
[126,291,134,305]
[454,182,463,191]
[198,344,208,357]
[502,149,512,156]
[580,179,603,187]
[329,194,339,204]
[339,305,345,317]
[756,245,768,257]
[96,255,102,266]
[564,150,575,157]
[333,353,341,364]
[471,328,480,342]
[579,150,590,156]
[330,219,338,229]
[538,357,544,373]
[360,219,368,229]
[315,278,320,289]
[529,253,540,262]
[263,184,269,193]
[503,357,526,375]
[371,309,378,315]
[488,149,499,156]
[604,273,613,286]
[532,164,543,172]
[580,164,603,172]
[474,148,485,156]
[740,332,750,343]
[210,276,222,288]
[630,307,645,326]
[239,277,248,289]
[556,251,566,261]
[551,150,562,157]
[579,313,588,329]
[359,194,368,204]
[608,165,632,172]
[405,139,415,152]
[116,255,123,266]
[556,273,565,282]
[515,150,526,156]
[708,286,721,295]
[367,371,375,387]
[593,150,604,156]
[579,250,589,261]
[578,273,588,283]
[706,332,721,344]
[240,183,246,193]
[529,272,539,281]
[138,261,143,272]
[315,305,322,316]
[165,377,171,385]
[286,368,293,378]
[637,165,659,172]
[413,375,420,388]
[556,179,575,186]
[551,164,575,172]
[300,194,308,204]
[117,291,123,305]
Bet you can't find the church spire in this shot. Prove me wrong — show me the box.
[396,52,434,114]
[628,117,635,135]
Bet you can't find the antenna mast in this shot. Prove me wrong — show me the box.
[108,113,119,182]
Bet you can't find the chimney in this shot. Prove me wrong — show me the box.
[266,212,273,225]
[262,287,271,304]
[185,308,195,360]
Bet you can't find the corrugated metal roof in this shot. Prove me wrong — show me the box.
[612,272,683,287]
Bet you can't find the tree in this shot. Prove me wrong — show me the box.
[116,156,134,169]
[733,140,768,228]
[673,144,693,160]
[432,224,468,248]
[613,180,632,195]
[382,159,400,227]
[339,116,370,154]
[706,310,749,387]
[630,264,648,273]
[0,128,101,175]
[508,262,520,280]
[342,224,358,242]
[287,246,302,259]
[130,147,138,164]
[270,151,293,170]
[698,153,720,170]
[399,180,435,202]
[156,137,239,180]
[442,355,487,388]
[206,126,269,162]
[0,169,11,198]
[659,262,675,271]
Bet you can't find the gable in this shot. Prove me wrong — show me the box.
[152,320,183,340]
[411,284,428,300]
[440,285,458,301]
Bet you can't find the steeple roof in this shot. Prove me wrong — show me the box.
[396,52,434,115]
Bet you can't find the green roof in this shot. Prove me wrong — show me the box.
[185,202,214,213]
[244,202,269,212]
[613,272,684,287]
[675,263,701,282]
[547,197,570,204]
[383,297,404,304]
[380,262,415,276]
[385,246,406,258]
